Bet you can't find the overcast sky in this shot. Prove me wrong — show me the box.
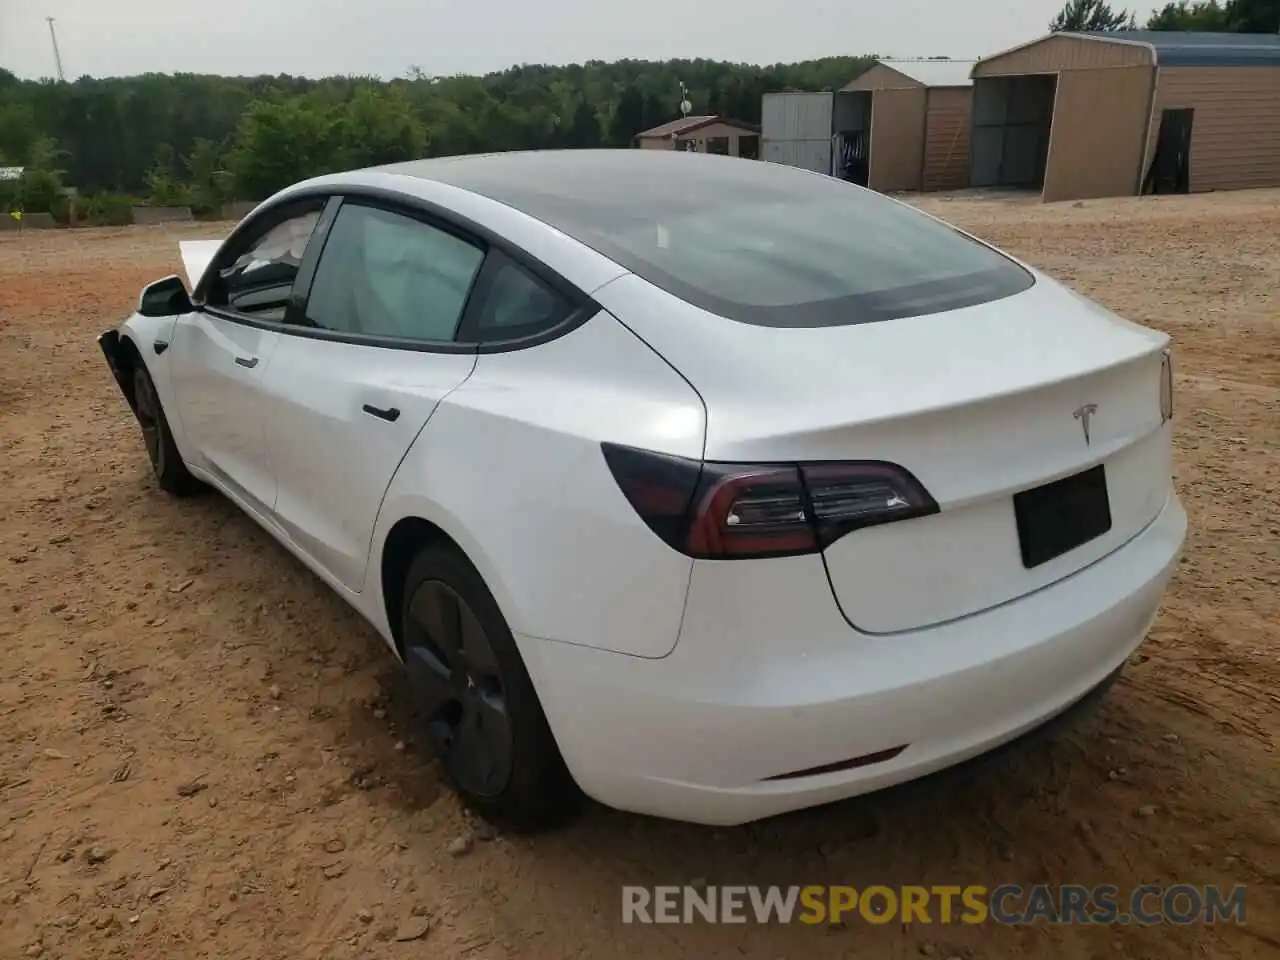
[1,0,1154,80]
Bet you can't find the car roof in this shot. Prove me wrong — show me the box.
[371,149,818,213]
[267,150,1032,333]
[283,151,825,297]
[360,149,1032,331]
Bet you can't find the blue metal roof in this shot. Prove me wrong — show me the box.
[1068,30,1280,68]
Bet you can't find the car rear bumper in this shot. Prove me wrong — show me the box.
[519,489,1187,826]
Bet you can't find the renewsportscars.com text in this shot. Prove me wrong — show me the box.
[621,884,1247,926]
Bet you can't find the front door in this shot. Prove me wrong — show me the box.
[261,199,485,591]
[171,199,327,513]
[170,315,282,513]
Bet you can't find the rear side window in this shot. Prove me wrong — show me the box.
[463,252,576,343]
[304,203,484,342]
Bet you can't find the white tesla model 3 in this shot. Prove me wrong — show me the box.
[98,150,1186,829]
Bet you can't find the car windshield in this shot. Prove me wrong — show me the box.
[416,152,1034,328]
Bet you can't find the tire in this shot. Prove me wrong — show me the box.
[132,364,201,497]
[400,543,582,831]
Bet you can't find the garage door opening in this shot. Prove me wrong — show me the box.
[833,91,872,186]
[970,75,1057,190]
[1143,108,1194,195]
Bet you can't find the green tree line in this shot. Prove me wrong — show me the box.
[1050,0,1278,32]
[0,56,874,222]
[6,0,1276,223]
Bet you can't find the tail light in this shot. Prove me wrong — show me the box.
[602,443,937,560]
[1160,349,1174,423]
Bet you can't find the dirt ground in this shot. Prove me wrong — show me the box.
[1,188,1278,960]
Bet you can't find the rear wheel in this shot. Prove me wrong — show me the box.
[132,365,200,496]
[400,543,581,831]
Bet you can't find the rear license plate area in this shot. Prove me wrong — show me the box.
[1013,465,1112,569]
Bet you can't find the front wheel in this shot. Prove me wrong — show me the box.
[400,543,581,831]
[132,364,201,496]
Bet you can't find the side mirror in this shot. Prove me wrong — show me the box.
[138,275,193,317]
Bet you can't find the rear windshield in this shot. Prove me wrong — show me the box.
[427,153,1034,328]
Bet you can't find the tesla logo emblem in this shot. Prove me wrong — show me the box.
[1073,403,1098,445]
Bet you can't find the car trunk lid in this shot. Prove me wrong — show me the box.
[595,272,1172,633]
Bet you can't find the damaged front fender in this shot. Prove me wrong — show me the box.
[98,329,137,413]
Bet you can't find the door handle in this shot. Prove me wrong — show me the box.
[362,404,401,423]
[234,355,259,369]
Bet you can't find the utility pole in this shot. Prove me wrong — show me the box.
[46,17,66,82]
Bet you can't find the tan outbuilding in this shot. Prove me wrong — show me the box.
[969,31,1280,202]
[634,116,761,159]
[841,59,975,192]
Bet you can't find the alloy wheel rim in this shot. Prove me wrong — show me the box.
[404,579,513,798]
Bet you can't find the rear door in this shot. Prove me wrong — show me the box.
[261,198,484,591]
[171,201,325,514]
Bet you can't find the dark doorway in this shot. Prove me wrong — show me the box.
[738,134,760,160]
[970,75,1057,190]
[1143,108,1193,195]
[835,130,870,186]
[833,90,872,186]
[706,136,730,156]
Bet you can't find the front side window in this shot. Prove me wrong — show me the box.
[304,203,484,342]
[209,207,322,321]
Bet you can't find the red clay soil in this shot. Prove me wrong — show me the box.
[2,191,1278,959]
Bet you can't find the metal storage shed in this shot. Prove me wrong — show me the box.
[760,92,844,176]
[841,60,975,192]
[969,31,1280,202]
